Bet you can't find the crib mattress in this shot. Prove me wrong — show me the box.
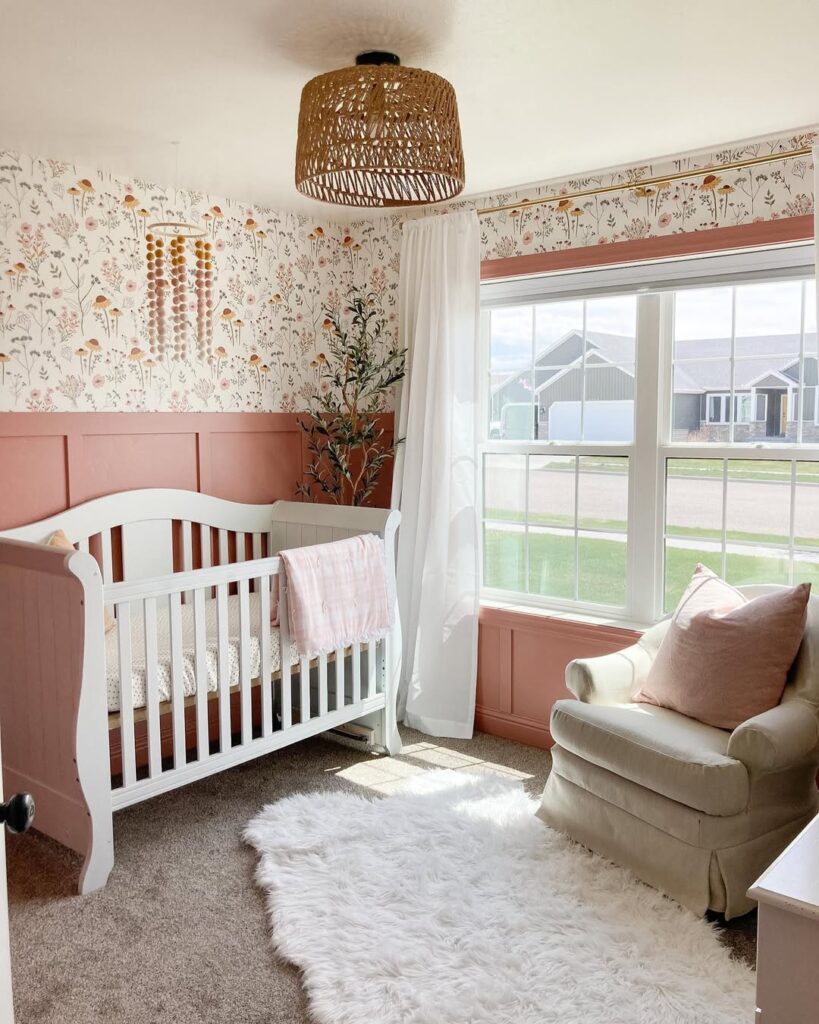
[105,592,300,714]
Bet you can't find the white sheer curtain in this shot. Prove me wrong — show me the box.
[391,209,481,738]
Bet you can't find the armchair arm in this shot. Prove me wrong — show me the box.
[566,642,653,704]
[727,701,819,774]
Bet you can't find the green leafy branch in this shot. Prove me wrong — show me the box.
[297,288,406,506]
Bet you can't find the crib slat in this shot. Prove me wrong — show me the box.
[193,587,209,762]
[216,582,231,751]
[101,529,115,627]
[218,529,229,566]
[143,597,162,778]
[352,642,361,704]
[252,534,262,592]
[318,653,328,717]
[168,591,186,769]
[315,526,333,544]
[259,574,273,738]
[334,645,345,711]
[236,532,246,564]
[116,601,137,787]
[367,640,377,698]
[199,524,212,569]
[181,520,193,603]
[181,521,193,571]
[78,536,90,555]
[238,578,252,745]
[299,656,310,724]
[101,530,114,584]
[279,580,292,730]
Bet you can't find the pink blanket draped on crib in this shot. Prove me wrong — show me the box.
[277,533,392,658]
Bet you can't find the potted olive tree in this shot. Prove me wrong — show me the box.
[297,288,405,506]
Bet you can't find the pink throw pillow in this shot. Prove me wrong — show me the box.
[634,565,809,730]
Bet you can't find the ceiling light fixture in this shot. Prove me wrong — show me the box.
[295,51,465,207]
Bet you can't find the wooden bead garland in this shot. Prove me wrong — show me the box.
[146,231,214,360]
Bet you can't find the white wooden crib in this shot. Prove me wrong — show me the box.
[0,490,401,894]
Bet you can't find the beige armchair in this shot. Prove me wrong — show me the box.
[539,586,819,919]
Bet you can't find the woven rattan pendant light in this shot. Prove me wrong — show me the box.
[295,51,465,207]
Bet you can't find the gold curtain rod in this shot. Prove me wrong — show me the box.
[476,146,814,217]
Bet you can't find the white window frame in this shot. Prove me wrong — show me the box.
[479,242,817,625]
[705,393,731,424]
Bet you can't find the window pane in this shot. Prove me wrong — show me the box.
[483,522,525,592]
[582,367,635,442]
[664,542,722,611]
[724,550,790,588]
[726,460,790,546]
[535,301,583,364]
[585,294,636,364]
[674,286,732,343]
[528,455,575,528]
[483,454,525,523]
[806,281,817,336]
[664,457,819,610]
[793,553,819,590]
[578,535,627,606]
[490,306,532,371]
[491,371,534,439]
[673,285,732,443]
[665,459,723,540]
[672,279,813,446]
[803,282,818,442]
[735,279,802,343]
[578,456,628,531]
[794,462,819,547]
[543,394,582,441]
[528,528,575,601]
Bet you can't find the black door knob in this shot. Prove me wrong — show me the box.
[1,794,35,834]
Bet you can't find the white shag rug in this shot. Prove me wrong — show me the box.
[245,771,754,1024]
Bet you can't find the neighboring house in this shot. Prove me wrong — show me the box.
[491,330,819,442]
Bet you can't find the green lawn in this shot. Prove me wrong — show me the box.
[529,456,819,484]
[484,527,819,612]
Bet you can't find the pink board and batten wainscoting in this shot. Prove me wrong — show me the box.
[0,412,394,531]
[0,413,305,531]
[476,605,639,749]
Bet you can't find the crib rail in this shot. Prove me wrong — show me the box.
[104,556,386,809]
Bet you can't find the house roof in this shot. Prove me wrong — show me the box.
[530,329,819,394]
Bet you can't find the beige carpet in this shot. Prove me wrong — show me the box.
[6,728,755,1024]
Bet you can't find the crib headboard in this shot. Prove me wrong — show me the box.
[0,489,398,588]
[0,489,279,585]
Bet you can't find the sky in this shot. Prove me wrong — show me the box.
[489,279,818,372]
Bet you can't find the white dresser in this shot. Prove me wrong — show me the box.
[748,813,819,1023]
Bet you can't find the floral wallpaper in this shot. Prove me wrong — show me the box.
[0,127,814,412]
[0,151,399,411]
[469,128,816,262]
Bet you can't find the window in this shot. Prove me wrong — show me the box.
[704,393,760,424]
[480,246,818,621]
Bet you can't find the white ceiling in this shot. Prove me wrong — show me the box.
[2,0,818,216]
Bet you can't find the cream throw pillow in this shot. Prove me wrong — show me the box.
[48,530,116,633]
[634,565,809,730]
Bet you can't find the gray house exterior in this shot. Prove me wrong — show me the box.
[490,330,819,442]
